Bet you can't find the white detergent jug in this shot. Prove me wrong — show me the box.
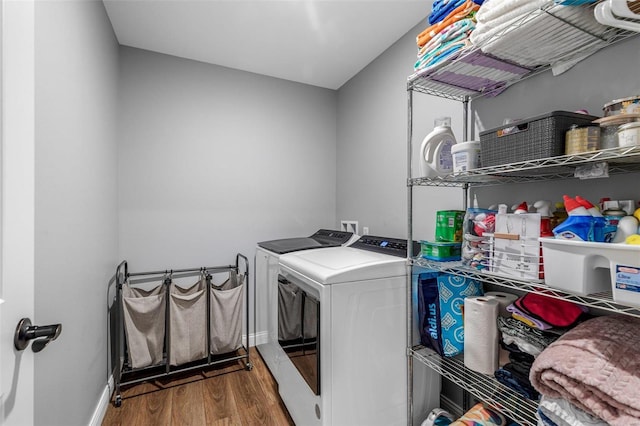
[419,117,456,178]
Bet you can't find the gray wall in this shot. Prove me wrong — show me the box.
[337,21,465,242]
[34,1,119,425]
[471,36,640,208]
[336,24,640,240]
[118,47,338,269]
[117,47,338,340]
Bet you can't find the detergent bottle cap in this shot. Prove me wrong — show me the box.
[575,195,603,217]
[498,204,508,214]
[533,200,552,217]
[512,201,528,214]
[434,117,451,128]
[563,195,590,216]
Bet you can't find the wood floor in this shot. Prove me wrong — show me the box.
[102,348,295,426]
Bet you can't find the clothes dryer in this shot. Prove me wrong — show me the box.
[274,235,440,426]
[255,229,356,379]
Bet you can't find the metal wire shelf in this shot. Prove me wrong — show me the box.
[411,347,539,426]
[408,2,637,101]
[412,257,640,318]
[410,145,640,187]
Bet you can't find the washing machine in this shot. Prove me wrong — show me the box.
[274,235,441,426]
[255,229,357,379]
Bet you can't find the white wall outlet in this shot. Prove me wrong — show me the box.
[362,226,369,235]
[340,220,358,234]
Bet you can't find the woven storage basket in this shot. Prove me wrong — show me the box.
[479,111,598,167]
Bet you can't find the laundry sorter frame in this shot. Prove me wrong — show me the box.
[110,253,252,407]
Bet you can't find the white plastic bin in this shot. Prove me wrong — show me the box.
[540,238,640,306]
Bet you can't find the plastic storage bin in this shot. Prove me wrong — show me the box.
[540,238,640,307]
[452,141,481,173]
[420,241,462,261]
[480,111,598,167]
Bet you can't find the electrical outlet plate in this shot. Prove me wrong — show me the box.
[340,220,358,235]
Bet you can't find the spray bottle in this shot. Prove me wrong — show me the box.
[552,195,605,241]
[419,117,456,178]
[512,202,528,214]
[534,200,553,279]
[534,200,553,237]
[575,195,606,242]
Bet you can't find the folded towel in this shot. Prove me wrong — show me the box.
[415,38,468,71]
[507,302,552,330]
[537,408,560,426]
[417,0,480,47]
[450,403,507,426]
[419,18,475,58]
[538,396,608,426]
[514,293,585,329]
[470,1,609,73]
[498,316,559,356]
[474,0,551,26]
[530,315,640,425]
[495,365,540,400]
[429,0,466,25]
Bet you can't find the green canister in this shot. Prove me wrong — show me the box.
[435,210,465,242]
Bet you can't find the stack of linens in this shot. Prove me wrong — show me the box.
[530,315,640,425]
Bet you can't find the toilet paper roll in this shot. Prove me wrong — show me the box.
[484,291,518,317]
[464,296,500,375]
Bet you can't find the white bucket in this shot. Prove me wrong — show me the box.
[451,140,481,173]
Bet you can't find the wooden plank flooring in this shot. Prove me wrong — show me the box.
[102,348,295,426]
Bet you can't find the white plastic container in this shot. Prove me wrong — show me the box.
[419,117,456,178]
[451,141,481,173]
[540,238,640,307]
[617,121,640,147]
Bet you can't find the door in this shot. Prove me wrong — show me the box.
[1,1,37,425]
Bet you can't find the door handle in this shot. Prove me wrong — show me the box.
[14,318,62,353]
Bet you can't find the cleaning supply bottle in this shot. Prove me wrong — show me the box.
[575,195,606,242]
[550,202,568,228]
[419,117,456,178]
[534,200,553,237]
[552,195,596,241]
[534,200,553,279]
[576,195,603,217]
[512,202,528,214]
[553,195,604,242]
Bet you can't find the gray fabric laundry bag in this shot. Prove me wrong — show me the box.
[277,279,303,342]
[169,278,207,366]
[303,296,318,340]
[122,282,166,369]
[210,271,244,355]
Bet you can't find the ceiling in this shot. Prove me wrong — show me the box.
[103,0,432,90]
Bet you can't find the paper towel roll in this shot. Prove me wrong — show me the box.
[484,291,518,317]
[464,296,500,375]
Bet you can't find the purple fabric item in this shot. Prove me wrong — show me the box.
[430,71,507,96]
[506,303,552,330]
[458,50,530,74]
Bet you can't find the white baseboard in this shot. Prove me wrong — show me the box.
[253,330,268,346]
[89,375,113,426]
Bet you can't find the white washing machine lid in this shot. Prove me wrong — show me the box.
[279,246,406,285]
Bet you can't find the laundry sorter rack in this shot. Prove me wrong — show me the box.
[110,253,251,407]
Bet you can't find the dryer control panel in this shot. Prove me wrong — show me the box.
[351,235,419,257]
